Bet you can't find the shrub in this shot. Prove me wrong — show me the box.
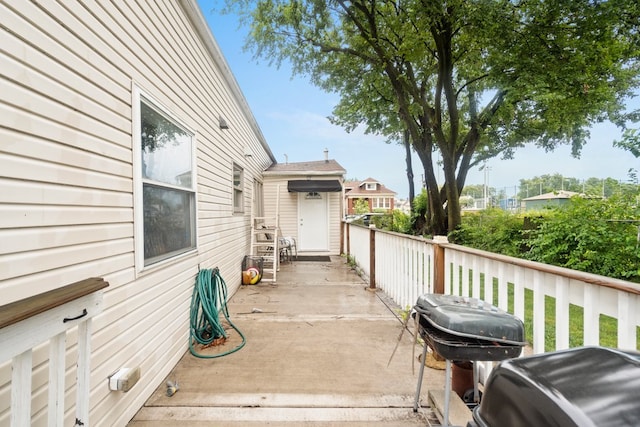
[525,195,640,282]
[449,208,525,257]
[370,210,412,234]
[392,210,412,233]
[410,189,429,235]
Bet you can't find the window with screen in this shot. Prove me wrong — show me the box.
[233,163,244,213]
[139,99,196,266]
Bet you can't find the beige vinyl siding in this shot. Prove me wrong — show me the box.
[264,180,299,237]
[280,189,300,242]
[0,0,272,426]
[327,191,343,254]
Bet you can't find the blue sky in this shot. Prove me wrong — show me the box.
[200,2,639,199]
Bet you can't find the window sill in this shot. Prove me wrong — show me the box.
[137,248,199,276]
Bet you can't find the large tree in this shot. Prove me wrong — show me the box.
[226,0,639,234]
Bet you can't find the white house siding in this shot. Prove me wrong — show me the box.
[263,179,298,239]
[263,178,343,255]
[0,1,274,426]
[327,191,342,254]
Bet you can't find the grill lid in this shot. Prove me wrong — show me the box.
[415,294,525,345]
[473,346,640,427]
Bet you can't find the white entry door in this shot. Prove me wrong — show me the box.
[298,192,328,251]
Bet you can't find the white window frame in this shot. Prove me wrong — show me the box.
[233,162,244,213]
[365,182,377,191]
[372,197,390,209]
[132,87,197,271]
[252,179,264,218]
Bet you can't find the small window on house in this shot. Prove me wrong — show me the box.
[305,192,322,199]
[372,197,391,209]
[233,163,244,212]
[365,182,377,191]
[139,99,196,266]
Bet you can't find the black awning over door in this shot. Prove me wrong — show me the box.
[287,179,342,193]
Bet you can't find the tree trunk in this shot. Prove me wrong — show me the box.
[403,130,416,212]
[442,154,461,233]
[412,134,448,235]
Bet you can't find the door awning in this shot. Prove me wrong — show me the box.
[287,179,342,193]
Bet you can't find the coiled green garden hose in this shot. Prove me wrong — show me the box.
[189,268,246,358]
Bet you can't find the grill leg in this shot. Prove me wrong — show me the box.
[413,340,429,412]
[444,359,451,427]
[473,361,480,403]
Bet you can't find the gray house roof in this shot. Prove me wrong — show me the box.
[263,159,346,176]
[523,190,579,201]
[344,177,397,196]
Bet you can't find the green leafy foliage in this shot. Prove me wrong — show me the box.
[449,209,525,257]
[393,210,412,234]
[352,199,369,215]
[410,189,429,236]
[525,195,640,281]
[372,210,412,234]
[225,0,640,236]
[615,128,640,158]
[450,192,640,282]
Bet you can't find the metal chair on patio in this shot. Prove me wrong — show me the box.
[278,236,297,262]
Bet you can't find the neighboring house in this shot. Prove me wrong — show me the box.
[1,1,275,425]
[262,152,346,255]
[523,190,580,211]
[395,198,411,214]
[344,178,397,215]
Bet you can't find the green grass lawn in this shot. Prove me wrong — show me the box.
[520,288,639,351]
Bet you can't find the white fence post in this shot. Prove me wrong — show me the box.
[583,284,600,346]
[11,350,32,427]
[618,293,637,350]
[532,270,545,353]
[49,333,66,426]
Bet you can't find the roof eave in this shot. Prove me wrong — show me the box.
[181,0,277,164]
[263,170,346,177]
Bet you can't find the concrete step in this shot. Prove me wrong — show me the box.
[429,389,473,427]
[130,406,429,425]
[129,393,433,426]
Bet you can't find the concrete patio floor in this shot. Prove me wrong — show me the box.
[128,256,472,426]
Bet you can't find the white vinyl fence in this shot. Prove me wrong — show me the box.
[344,222,640,354]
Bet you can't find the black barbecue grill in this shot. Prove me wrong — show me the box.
[469,346,640,427]
[418,318,525,362]
[412,294,526,426]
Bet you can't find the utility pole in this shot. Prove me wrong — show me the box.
[483,163,491,209]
